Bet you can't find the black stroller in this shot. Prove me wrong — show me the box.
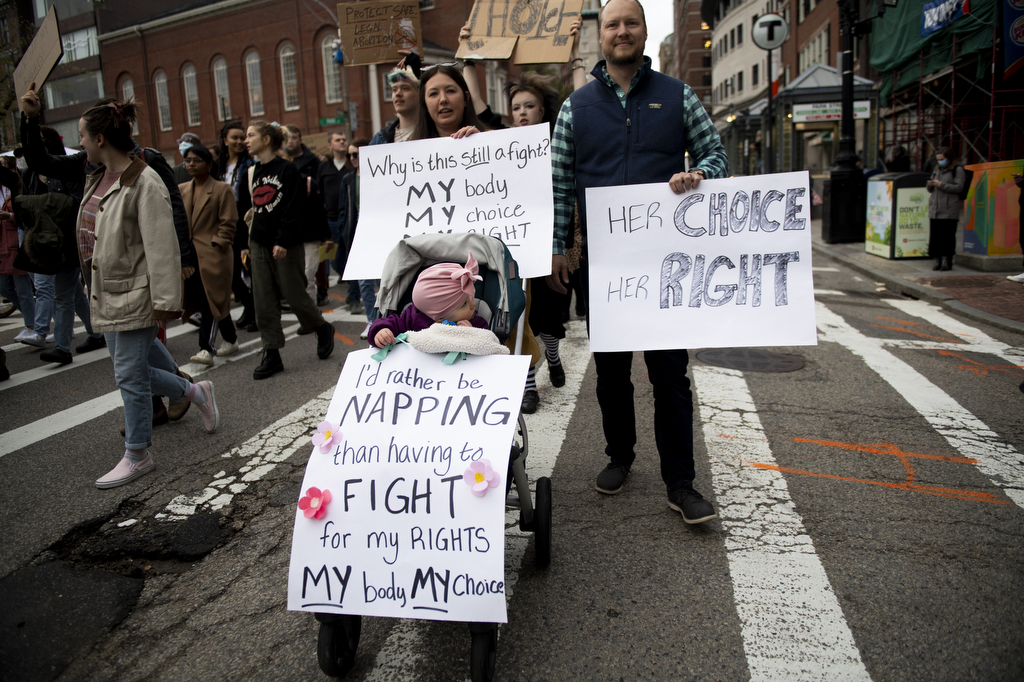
[315,233,553,681]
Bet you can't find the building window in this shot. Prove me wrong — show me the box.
[738,71,744,91]
[1,19,9,46]
[245,50,265,116]
[121,77,138,134]
[419,0,435,9]
[154,70,171,131]
[279,43,300,111]
[702,73,712,86]
[798,25,829,73]
[212,57,231,121]
[752,63,759,85]
[737,24,743,44]
[33,0,92,21]
[44,70,103,109]
[183,64,201,127]
[702,55,711,68]
[61,26,98,62]
[321,36,342,104]
[486,63,509,116]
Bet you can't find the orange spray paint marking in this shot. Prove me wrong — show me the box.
[935,350,1024,378]
[335,333,355,346]
[752,438,1006,504]
[870,324,966,343]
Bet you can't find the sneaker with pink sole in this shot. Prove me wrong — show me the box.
[96,454,154,489]
[195,380,220,433]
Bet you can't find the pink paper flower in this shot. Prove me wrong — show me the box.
[298,487,332,519]
[463,459,500,498]
[311,421,342,454]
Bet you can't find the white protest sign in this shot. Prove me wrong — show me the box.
[287,345,531,623]
[344,125,553,280]
[585,171,817,353]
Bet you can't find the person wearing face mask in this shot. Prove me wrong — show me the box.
[173,133,202,184]
[925,146,965,271]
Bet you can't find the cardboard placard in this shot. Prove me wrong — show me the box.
[585,172,818,353]
[456,0,584,65]
[337,0,421,67]
[287,346,531,623]
[343,125,553,280]
[14,7,63,112]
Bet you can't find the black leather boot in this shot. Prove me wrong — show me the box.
[941,255,953,271]
[253,348,284,380]
[932,257,943,271]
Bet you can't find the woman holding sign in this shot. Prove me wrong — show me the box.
[411,65,486,140]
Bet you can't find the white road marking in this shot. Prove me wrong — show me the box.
[362,321,592,681]
[882,298,1024,365]
[813,289,847,296]
[812,267,840,272]
[816,302,1024,508]
[695,364,872,682]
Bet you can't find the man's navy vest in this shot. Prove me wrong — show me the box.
[569,59,692,238]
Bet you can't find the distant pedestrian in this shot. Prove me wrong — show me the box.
[213,121,258,332]
[239,120,335,379]
[173,132,201,184]
[1008,171,1024,284]
[926,147,965,271]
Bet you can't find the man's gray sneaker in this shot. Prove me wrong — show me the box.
[668,486,717,524]
[595,463,630,494]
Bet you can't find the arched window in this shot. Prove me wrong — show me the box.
[121,77,138,134]
[154,70,172,131]
[213,56,231,121]
[183,64,201,127]
[279,42,299,111]
[245,50,265,116]
[321,35,341,104]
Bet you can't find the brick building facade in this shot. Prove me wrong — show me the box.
[97,0,514,158]
[672,0,712,105]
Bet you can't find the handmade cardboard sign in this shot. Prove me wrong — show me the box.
[585,171,817,352]
[337,0,421,67]
[343,124,553,279]
[14,7,63,113]
[456,0,584,64]
[287,345,531,623]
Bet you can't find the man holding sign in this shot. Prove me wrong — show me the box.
[548,0,727,523]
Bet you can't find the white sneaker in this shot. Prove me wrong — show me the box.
[360,323,370,339]
[190,349,215,366]
[216,341,240,356]
[17,330,45,347]
[14,328,36,343]
[1006,273,1024,283]
[45,333,54,343]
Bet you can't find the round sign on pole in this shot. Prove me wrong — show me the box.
[752,13,789,50]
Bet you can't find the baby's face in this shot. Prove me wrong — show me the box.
[443,294,476,322]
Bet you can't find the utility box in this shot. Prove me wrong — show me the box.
[865,172,930,259]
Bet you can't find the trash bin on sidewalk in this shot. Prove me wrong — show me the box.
[865,172,930,259]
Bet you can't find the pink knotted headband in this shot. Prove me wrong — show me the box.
[412,251,483,320]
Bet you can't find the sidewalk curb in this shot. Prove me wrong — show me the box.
[812,243,1024,336]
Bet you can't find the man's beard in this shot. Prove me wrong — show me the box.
[606,42,644,67]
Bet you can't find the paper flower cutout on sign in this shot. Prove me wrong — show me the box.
[463,460,501,497]
[311,421,342,454]
[298,487,332,519]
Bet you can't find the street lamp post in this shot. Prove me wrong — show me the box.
[823,0,866,243]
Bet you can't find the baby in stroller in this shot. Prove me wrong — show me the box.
[368,251,489,348]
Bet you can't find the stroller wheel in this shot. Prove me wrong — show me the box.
[470,623,498,682]
[316,614,362,677]
[534,477,552,568]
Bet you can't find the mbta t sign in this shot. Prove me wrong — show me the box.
[752,13,789,50]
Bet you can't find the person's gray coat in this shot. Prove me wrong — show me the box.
[927,164,966,220]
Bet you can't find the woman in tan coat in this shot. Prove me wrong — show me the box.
[179,144,239,365]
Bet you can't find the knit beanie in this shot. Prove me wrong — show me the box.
[412,251,482,320]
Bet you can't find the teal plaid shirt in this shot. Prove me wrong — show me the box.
[551,63,728,254]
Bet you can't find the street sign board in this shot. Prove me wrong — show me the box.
[752,13,788,50]
[792,101,871,122]
[320,116,346,126]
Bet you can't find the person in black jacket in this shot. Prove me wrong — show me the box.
[317,131,355,304]
[239,120,334,379]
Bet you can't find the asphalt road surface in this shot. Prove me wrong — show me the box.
[1,257,1022,682]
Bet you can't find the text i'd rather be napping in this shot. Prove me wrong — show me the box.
[585,171,817,353]
[286,345,531,624]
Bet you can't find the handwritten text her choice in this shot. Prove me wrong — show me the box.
[287,345,531,624]
[344,124,554,280]
[585,171,818,353]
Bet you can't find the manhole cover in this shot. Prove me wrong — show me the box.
[695,348,805,372]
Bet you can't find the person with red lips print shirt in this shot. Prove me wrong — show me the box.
[238,120,335,380]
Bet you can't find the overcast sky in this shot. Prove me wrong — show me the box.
[643,2,675,71]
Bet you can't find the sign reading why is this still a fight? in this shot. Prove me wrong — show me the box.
[287,346,531,623]
[585,171,817,353]
[337,0,421,66]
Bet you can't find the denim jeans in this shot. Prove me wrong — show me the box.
[50,268,80,353]
[32,272,54,334]
[359,280,378,322]
[106,327,188,450]
[0,273,35,328]
[580,249,695,490]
